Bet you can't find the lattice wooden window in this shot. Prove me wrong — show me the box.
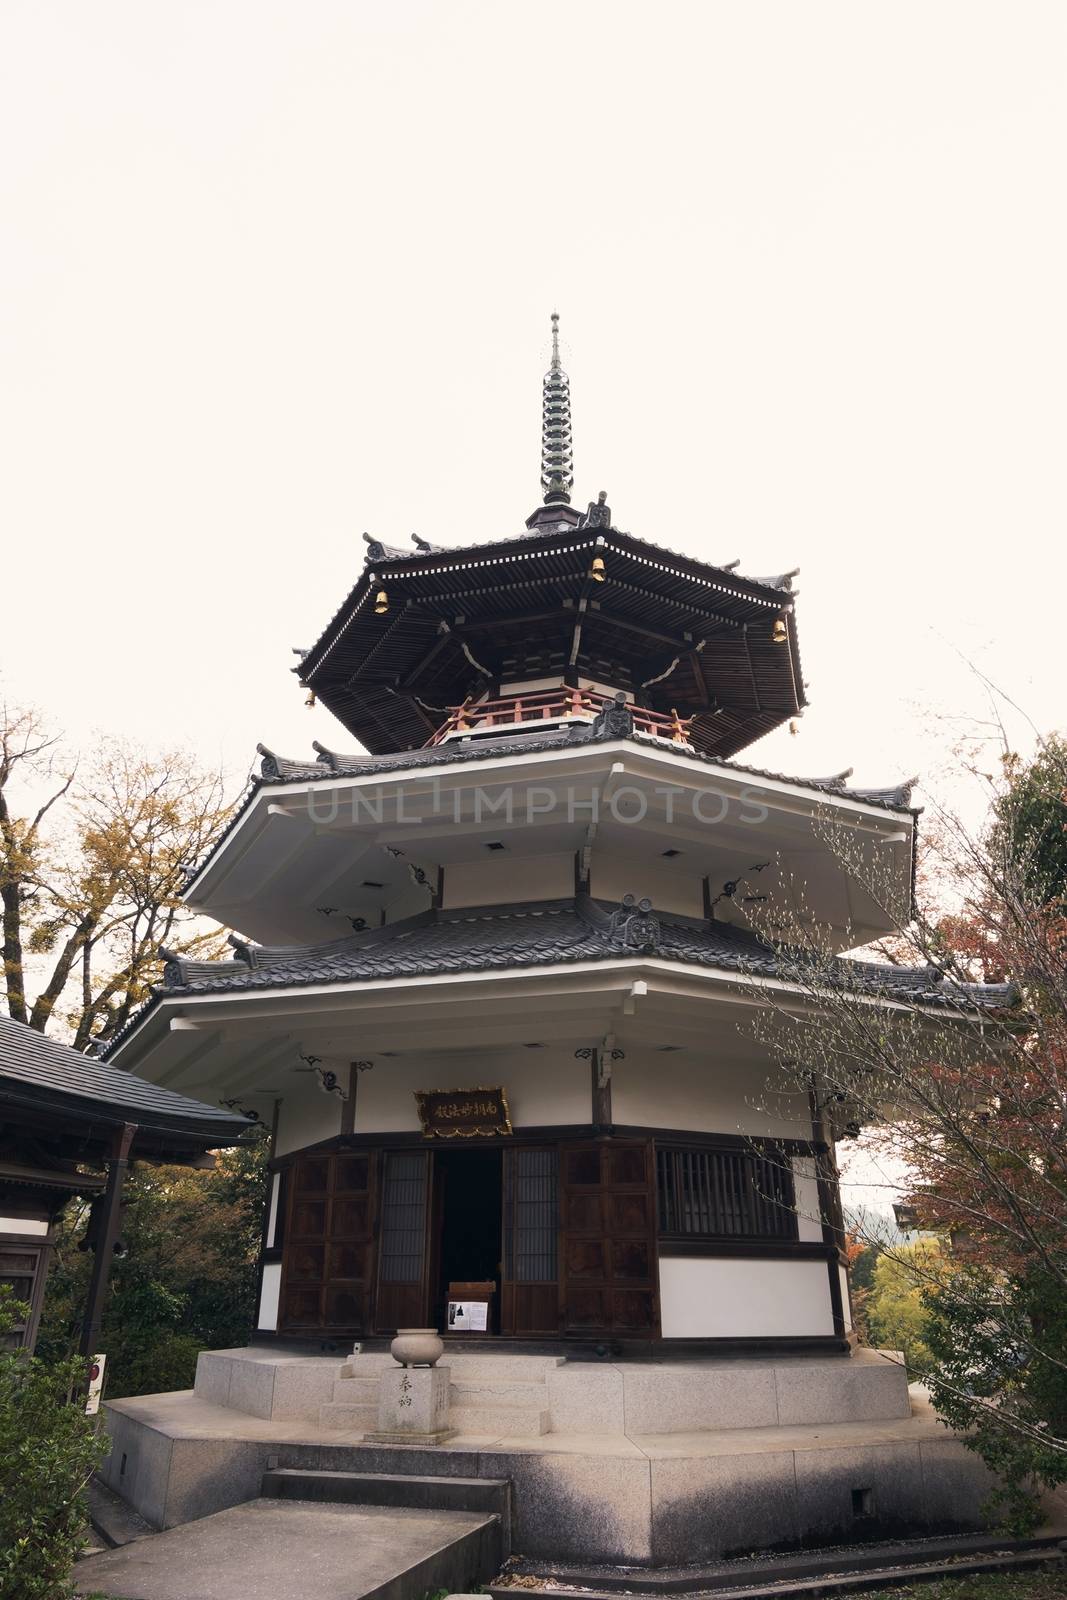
[656,1144,797,1241]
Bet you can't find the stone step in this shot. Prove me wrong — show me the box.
[331,1376,380,1404]
[318,1402,377,1431]
[444,1354,565,1378]
[340,1352,396,1378]
[449,1403,550,1435]
[262,1467,510,1521]
[449,1379,549,1407]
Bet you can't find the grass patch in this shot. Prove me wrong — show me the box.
[847,1571,1067,1600]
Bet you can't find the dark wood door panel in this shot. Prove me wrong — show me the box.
[279,1149,379,1335]
[560,1139,659,1337]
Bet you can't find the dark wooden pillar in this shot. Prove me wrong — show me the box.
[576,1047,614,1131]
[79,1122,136,1358]
[591,1048,613,1130]
[809,1086,847,1341]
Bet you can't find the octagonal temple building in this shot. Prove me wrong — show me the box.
[100,322,1011,1556]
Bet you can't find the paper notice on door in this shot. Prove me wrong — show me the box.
[447,1299,489,1331]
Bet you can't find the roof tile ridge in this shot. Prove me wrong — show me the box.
[574,892,612,933]
[163,908,442,985]
[636,738,916,812]
[438,897,577,924]
[602,528,798,596]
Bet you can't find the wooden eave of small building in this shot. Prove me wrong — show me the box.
[0,1015,252,1168]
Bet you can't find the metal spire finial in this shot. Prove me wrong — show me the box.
[541,311,573,505]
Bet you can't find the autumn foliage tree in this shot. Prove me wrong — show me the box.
[744,734,1067,1529]
[1,701,232,1048]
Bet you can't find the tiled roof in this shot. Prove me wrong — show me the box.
[319,527,798,629]
[150,896,1015,1012]
[0,1015,251,1142]
[184,718,916,902]
[255,721,917,809]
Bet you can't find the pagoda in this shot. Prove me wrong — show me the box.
[98,320,1009,1558]
[105,314,1000,1348]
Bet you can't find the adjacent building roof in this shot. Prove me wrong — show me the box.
[0,1015,251,1151]
[146,894,1015,1016]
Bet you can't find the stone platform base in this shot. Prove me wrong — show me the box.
[98,1380,1001,1565]
[192,1345,914,1436]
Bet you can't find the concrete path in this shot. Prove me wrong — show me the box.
[74,1497,499,1600]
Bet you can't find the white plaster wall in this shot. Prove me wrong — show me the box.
[265,1174,280,1248]
[590,850,704,918]
[274,1085,343,1157]
[577,677,633,703]
[384,882,433,924]
[494,675,634,702]
[354,1051,591,1134]
[443,852,573,909]
[496,676,566,696]
[840,1264,853,1331]
[0,1216,48,1235]
[257,1262,281,1331]
[658,1256,834,1338]
[611,1051,811,1139]
[792,1157,825,1243]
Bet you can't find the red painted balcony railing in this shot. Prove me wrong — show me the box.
[424,686,694,748]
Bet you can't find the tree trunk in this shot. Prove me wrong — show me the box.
[0,878,28,1024]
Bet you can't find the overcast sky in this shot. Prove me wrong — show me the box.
[2,1,1064,814]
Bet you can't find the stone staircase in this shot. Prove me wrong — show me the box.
[319,1351,563,1437]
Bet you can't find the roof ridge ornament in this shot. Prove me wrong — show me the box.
[607,893,661,953]
[578,489,611,530]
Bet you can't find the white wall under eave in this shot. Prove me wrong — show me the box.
[0,1216,49,1235]
[590,851,704,919]
[659,1256,834,1338]
[274,1084,343,1157]
[792,1157,825,1243]
[840,1264,853,1331]
[265,1174,281,1248]
[257,1262,281,1331]
[354,1051,591,1134]
[611,1052,812,1140]
[443,852,574,909]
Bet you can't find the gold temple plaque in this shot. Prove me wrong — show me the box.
[414,1086,512,1139]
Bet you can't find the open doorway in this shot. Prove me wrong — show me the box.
[432,1148,503,1333]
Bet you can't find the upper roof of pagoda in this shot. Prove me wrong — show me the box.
[295,316,804,761]
[298,526,802,760]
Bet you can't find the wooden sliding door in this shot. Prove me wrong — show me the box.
[374,1149,431,1332]
[501,1146,559,1335]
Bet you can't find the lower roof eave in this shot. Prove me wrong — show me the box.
[104,951,985,1075]
[0,1082,252,1151]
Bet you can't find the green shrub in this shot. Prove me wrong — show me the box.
[35,1127,269,1399]
[924,1263,1067,1533]
[0,1286,108,1600]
